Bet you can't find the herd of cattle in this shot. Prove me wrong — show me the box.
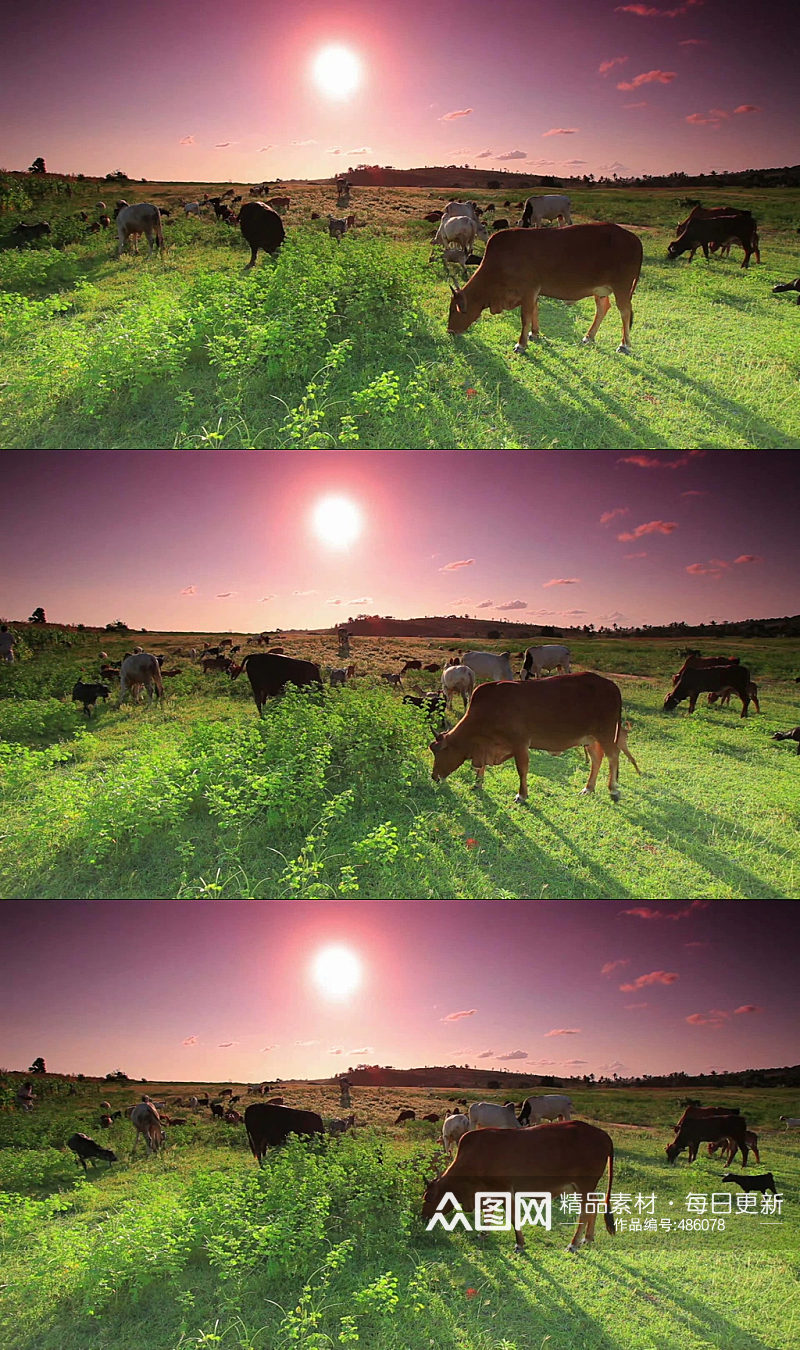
[65,640,798,806]
[8,186,798,353]
[62,1091,788,1254]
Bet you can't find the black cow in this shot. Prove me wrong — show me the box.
[230,653,322,716]
[722,1172,777,1195]
[668,216,758,268]
[244,1103,324,1165]
[72,680,110,716]
[239,201,285,268]
[491,218,510,231]
[11,221,52,243]
[773,278,800,304]
[67,1132,117,1171]
[210,1102,224,1118]
[402,691,446,720]
[772,727,800,754]
[664,664,752,717]
[666,1113,748,1166]
[394,1109,416,1124]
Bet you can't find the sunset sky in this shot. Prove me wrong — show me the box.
[1,450,797,632]
[2,900,795,1082]
[2,0,796,182]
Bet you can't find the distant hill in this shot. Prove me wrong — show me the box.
[340,164,800,191]
[343,1064,800,1090]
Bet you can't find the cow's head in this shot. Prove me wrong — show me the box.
[229,662,244,680]
[421,1173,451,1222]
[447,286,477,335]
[663,688,681,711]
[667,239,687,259]
[429,731,467,781]
[665,1138,683,1163]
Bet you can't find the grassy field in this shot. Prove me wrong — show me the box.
[1,181,799,449]
[1,629,798,899]
[2,1077,798,1350]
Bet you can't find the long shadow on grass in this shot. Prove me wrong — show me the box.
[649,363,796,449]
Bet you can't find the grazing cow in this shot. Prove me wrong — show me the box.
[184,201,202,216]
[99,1114,113,1128]
[664,663,752,717]
[448,223,642,354]
[202,654,232,673]
[119,652,164,704]
[520,194,572,228]
[395,1109,416,1124]
[266,196,290,213]
[116,203,164,258]
[328,213,355,241]
[773,278,800,304]
[403,690,447,720]
[381,671,404,687]
[772,728,800,754]
[780,1116,800,1128]
[708,680,759,713]
[189,1096,199,1110]
[98,215,111,229]
[423,662,440,672]
[518,1094,573,1126]
[668,216,758,268]
[11,221,52,243]
[667,1113,748,1166]
[435,214,488,256]
[675,206,758,258]
[441,663,475,713]
[225,1109,243,1124]
[424,210,444,222]
[71,680,110,716]
[113,200,129,218]
[462,650,514,682]
[327,1114,356,1135]
[210,1102,224,1118]
[468,1102,521,1130]
[443,1111,470,1156]
[674,1106,741,1124]
[422,1121,615,1253]
[438,201,481,229]
[67,1133,117,1171]
[430,672,629,803]
[329,664,355,686]
[244,1103,324,1165]
[239,201,285,267]
[709,1130,760,1164]
[491,218,511,233]
[521,645,571,680]
[422,1113,440,1123]
[722,1172,777,1195]
[130,1101,164,1155]
[400,659,423,673]
[229,652,322,715]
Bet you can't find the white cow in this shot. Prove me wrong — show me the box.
[120,652,164,704]
[434,200,481,243]
[442,1111,470,1155]
[130,1101,164,1154]
[518,1094,572,1125]
[437,214,488,253]
[441,663,475,713]
[116,203,164,257]
[462,650,514,682]
[780,1116,800,1129]
[183,201,202,216]
[521,644,571,679]
[521,194,572,228]
[468,1101,521,1130]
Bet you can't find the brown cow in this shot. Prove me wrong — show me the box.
[422,1122,615,1252]
[668,215,758,268]
[667,1113,748,1166]
[395,1109,416,1124]
[664,664,752,717]
[709,1130,760,1164]
[708,681,759,713]
[447,223,642,353]
[429,672,630,803]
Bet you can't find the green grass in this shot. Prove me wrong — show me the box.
[1,186,798,449]
[1,1082,798,1350]
[1,633,798,899]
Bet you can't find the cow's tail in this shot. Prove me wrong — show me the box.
[604,1142,615,1235]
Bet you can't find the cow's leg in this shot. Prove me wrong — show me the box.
[514,290,539,352]
[568,1193,588,1252]
[687,693,698,713]
[582,294,610,345]
[615,289,634,354]
[739,690,750,718]
[474,765,486,789]
[741,238,753,269]
[606,744,621,803]
[581,740,603,795]
[246,245,258,269]
[514,747,529,802]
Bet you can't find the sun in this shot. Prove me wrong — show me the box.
[311,945,362,1000]
[312,44,362,100]
[311,495,362,549]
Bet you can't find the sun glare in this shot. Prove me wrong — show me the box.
[311,495,362,549]
[311,945,362,1000]
[312,44,362,100]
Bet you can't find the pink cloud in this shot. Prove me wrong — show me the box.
[734,554,763,565]
[617,520,678,541]
[179,585,197,595]
[496,150,528,160]
[498,1049,529,1060]
[734,1004,763,1015]
[686,561,725,576]
[543,577,581,586]
[686,1010,728,1027]
[478,1050,494,1058]
[440,559,475,571]
[181,1035,198,1046]
[617,70,676,90]
[215,591,235,598]
[545,1028,582,1036]
[616,0,703,15]
[686,112,723,125]
[497,599,528,610]
[624,551,647,559]
[477,600,493,608]
[179,135,195,146]
[476,150,493,158]
[601,959,630,975]
[619,970,679,991]
[442,1008,477,1021]
[618,451,703,468]
[734,104,761,114]
[600,56,628,75]
[600,507,629,525]
[441,108,473,121]
[542,128,579,136]
[622,900,707,920]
